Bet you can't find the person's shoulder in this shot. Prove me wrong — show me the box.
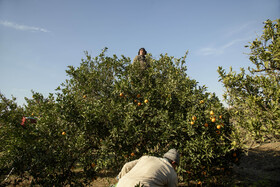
[139,155,159,160]
[159,157,173,167]
[140,155,153,159]
[133,55,140,62]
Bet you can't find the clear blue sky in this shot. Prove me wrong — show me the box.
[0,0,279,106]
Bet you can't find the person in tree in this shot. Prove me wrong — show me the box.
[116,149,180,187]
[133,48,150,70]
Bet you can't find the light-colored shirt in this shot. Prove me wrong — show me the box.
[117,156,178,187]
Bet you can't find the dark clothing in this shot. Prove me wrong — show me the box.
[133,55,150,70]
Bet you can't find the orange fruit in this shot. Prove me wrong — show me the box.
[191,121,195,125]
[83,95,87,99]
[198,181,202,185]
[120,93,124,97]
[138,102,141,106]
[130,152,135,157]
[200,100,204,104]
[204,123,208,127]
[211,117,216,123]
[134,100,137,103]
[144,99,148,103]
[137,94,141,98]
[62,132,66,135]
[217,125,221,129]
[210,110,214,115]
[219,115,222,119]
[192,116,197,121]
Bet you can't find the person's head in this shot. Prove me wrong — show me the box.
[163,149,180,169]
[138,48,147,56]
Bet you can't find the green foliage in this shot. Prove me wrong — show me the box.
[218,19,280,144]
[0,93,25,173]
[1,48,235,185]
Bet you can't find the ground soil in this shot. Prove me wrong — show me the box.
[230,142,280,186]
[1,142,280,186]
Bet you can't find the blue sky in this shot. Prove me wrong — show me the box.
[0,0,279,106]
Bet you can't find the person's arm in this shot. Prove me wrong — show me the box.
[167,170,178,187]
[117,159,139,179]
[168,179,178,187]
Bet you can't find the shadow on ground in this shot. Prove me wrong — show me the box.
[232,142,280,186]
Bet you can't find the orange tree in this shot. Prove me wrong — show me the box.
[1,49,236,185]
[218,19,280,145]
[0,94,25,179]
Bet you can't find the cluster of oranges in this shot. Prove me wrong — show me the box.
[123,152,136,158]
[210,111,225,134]
[120,92,148,106]
[190,110,225,135]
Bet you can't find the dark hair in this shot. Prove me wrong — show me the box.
[138,48,147,55]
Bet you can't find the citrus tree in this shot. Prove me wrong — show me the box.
[0,93,25,179]
[218,19,280,145]
[0,91,100,186]
[1,48,236,185]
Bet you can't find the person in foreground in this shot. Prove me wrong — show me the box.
[116,149,180,187]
